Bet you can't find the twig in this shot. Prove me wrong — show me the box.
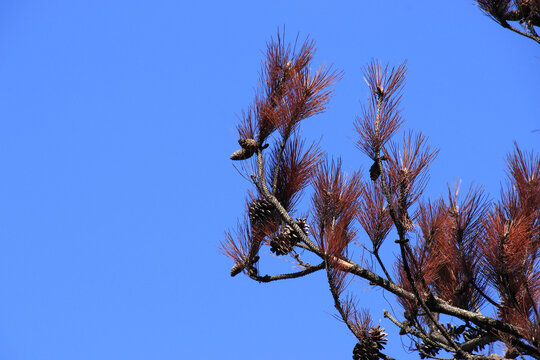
[374,249,392,282]
[292,251,309,268]
[326,263,362,340]
[526,19,539,38]
[383,310,453,353]
[248,262,325,283]
[500,20,540,45]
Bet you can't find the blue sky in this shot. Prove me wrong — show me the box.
[0,1,538,359]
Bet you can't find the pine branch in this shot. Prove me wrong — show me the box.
[251,128,538,359]
[255,148,320,253]
[383,310,453,353]
[248,262,325,283]
[326,264,363,340]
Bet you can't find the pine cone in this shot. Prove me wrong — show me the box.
[270,218,309,256]
[248,199,275,224]
[238,138,258,151]
[283,218,309,244]
[463,327,487,352]
[352,326,387,360]
[369,161,380,181]
[352,340,378,360]
[270,233,293,256]
[230,262,244,277]
[418,340,440,359]
[369,326,388,351]
[443,322,465,339]
[230,147,255,160]
[230,138,259,160]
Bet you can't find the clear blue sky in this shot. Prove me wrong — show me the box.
[0,1,538,359]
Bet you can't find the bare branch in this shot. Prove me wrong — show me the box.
[248,262,325,283]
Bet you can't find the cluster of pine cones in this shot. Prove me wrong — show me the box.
[230,138,258,161]
[248,199,309,256]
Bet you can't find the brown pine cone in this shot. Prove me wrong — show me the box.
[270,233,293,256]
[369,161,380,181]
[248,199,275,224]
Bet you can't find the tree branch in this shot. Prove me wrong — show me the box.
[319,252,531,346]
[499,19,540,45]
[248,147,538,358]
[383,310,453,353]
[248,262,325,283]
[326,264,363,340]
[460,334,497,353]
[256,148,320,253]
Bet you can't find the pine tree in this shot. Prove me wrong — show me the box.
[220,32,540,360]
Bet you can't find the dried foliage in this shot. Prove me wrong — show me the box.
[327,275,389,360]
[267,135,322,212]
[274,62,341,137]
[236,106,257,140]
[234,31,341,147]
[357,181,393,253]
[396,186,490,316]
[219,218,254,277]
[223,32,540,360]
[355,60,407,160]
[482,209,538,328]
[386,131,439,232]
[479,144,540,346]
[410,200,452,302]
[476,0,540,44]
[311,159,362,259]
[345,304,375,339]
[435,185,489,311]
[395,245,432,319]
[507,142,540,219]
